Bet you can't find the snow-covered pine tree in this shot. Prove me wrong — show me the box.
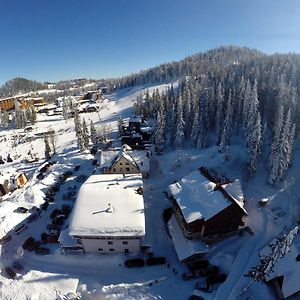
[82,118,90,149]
[196,93,208,149]
[44,134,51,160]
[174,95,185,148]
[90,120,97,145]
[219,90,233,153]
[215,83,224,142]
[155,110,165,154]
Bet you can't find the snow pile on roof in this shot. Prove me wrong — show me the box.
[69,174,145,237]
[168,170,246,223]
[168,215,209,261]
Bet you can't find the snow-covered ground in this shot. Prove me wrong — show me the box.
[1,83,300,299]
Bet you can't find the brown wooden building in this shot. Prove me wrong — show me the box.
[168,167,247,244]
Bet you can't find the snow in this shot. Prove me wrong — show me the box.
[168,215,209,261]
[168,169,245,223]
[98,147,150,174]
[68,174,145,237]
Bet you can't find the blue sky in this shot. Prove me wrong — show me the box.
[0,0,299,85]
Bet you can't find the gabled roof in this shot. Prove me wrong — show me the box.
[168,169,247,224]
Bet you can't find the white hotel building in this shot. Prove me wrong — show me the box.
[60,174,145,253]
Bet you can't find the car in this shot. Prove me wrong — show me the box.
[37,172,45,180]
[22,237,34,249]
[189,295,205,300]
[41,201,49,211]
[0,234,12,245]
[29,206,41,215]
[26,213,40,223]
[50,209,61,219]
[52,217,64,225]
[92,159,98,165]
[188,260,209,272]
[55,214,68,220]
[45,190,55,197]
[206,273,227,286]
[12,261,24,271]
[146,256,166,266]
[27,240,41,252]
[74,164,81,171]
[47,223,61,231]
[48,229,60,236]
[61,204,72,215]
[3,267,17,279]
[195,280,212,293]
[14,207,28,214]
[200,266,219,277]
[51,184,60,192]
[44,196,54,202]
[41,232,48,244]
[14,223,28,235]
[124,258,145,268]
[47,234,59,243]
[35,247,50,255]
[182,271,196,281]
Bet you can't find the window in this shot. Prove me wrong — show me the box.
[109,248,114,252]
[98,248,103,251]
[113,168,116,172]
[119,163,123,165]
[125,162,130,165]
[124,249,129,253]
[122,241,128,245]
[125,168,130,172]
[108,241,113,245]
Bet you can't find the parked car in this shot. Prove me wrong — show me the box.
[206,273,227,286]
[14,224,28,235]
[12,261,23,272]
[3,267,17,279]
[200,266,219,277]
[47,234,59,243]
[182,271,196,281]
[125,258,145,268]
[50,209,61,219]
[27,240,41,252]
[0,234,12,245]
[189,295,205,300]
[52,217,64,225]
[41,232,48,244]
[51,184,60,192]
[35,247,50,255]
[22,237,35,249]
[29,206,41,215]
[26,213,40,223]
[74,165,81,171]
[188,260,209,272]
[195,280,212,293]
[41,201,49,211]
[14,207,28,214]
[37,172,45,180]
[61,204,72,215]
[44,196,54,203]
[146,256,166,266]
[47,224,61,231]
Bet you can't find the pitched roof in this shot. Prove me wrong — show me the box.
[168,169,247,223]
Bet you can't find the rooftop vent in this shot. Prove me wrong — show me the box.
[106,203,113,213]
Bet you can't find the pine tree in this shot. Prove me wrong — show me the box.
[174,95,185,148]
[44,134,51,160]
[82,118,90,149]
[155,110,165,153]
[90,120,97,145]
[219,90,233,152]
[215,83,224,142]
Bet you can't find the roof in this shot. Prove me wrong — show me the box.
[98,148,150,173]
[168,215,209,261]
[68,174,145,237]
[262,226,300,298]
[168,170,246,223]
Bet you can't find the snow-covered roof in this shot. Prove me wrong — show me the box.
[168,170,246,223]
[262,227,300,298]
[98,148,150,173]
[168,215,209,261]
[68,174,145,237]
